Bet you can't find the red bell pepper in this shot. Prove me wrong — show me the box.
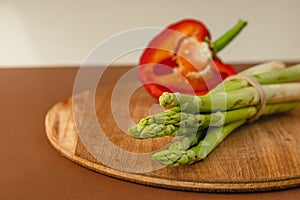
[139,19,247,98]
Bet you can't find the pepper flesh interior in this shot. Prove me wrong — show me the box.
[151,35,218,92]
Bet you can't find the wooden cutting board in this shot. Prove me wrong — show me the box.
[45,67,300,192]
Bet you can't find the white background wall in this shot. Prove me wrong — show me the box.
[0,0,299,67]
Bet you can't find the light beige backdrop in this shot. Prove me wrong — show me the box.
[0,0,299,67]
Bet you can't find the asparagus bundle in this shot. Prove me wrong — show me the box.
[152,102,300,166]
[129,61,300,166]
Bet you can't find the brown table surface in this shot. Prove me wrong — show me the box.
[1,66,300,200]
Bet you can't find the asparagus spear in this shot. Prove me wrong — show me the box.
[239,60,286,76]
[129,107,202,138]
[158,64,300,113]
[152,102,300,166]
[129,106,256,138]
[253,64,300,84]
[209,63,298,94]
[152,120,246,166]
[168,129,207,151]
[159,83,300,112]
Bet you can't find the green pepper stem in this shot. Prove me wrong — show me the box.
[213,20,247,53]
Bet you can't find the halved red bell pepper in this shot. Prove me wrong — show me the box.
[139,19,247,98]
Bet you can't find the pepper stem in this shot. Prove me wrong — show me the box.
[213,20,247,53]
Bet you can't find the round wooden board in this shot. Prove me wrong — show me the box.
[45,79,300,192]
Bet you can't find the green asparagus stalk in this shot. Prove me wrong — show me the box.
[168,129,207,151]
[129,106,256,138]
[253,64,300,84]
[129,106,201,138]
[152,120,246,166]
[129,123,199,138]
[158,64,300,113]
[210,63,297,94]
[239,60,286,76]
[159,83,300,113]
[210,61,285,95]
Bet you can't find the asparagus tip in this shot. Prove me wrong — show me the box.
[152,150,186,166]
[129,125,142,138]
[159,92,180,108]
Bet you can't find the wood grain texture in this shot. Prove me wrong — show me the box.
[45,66,300,192]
